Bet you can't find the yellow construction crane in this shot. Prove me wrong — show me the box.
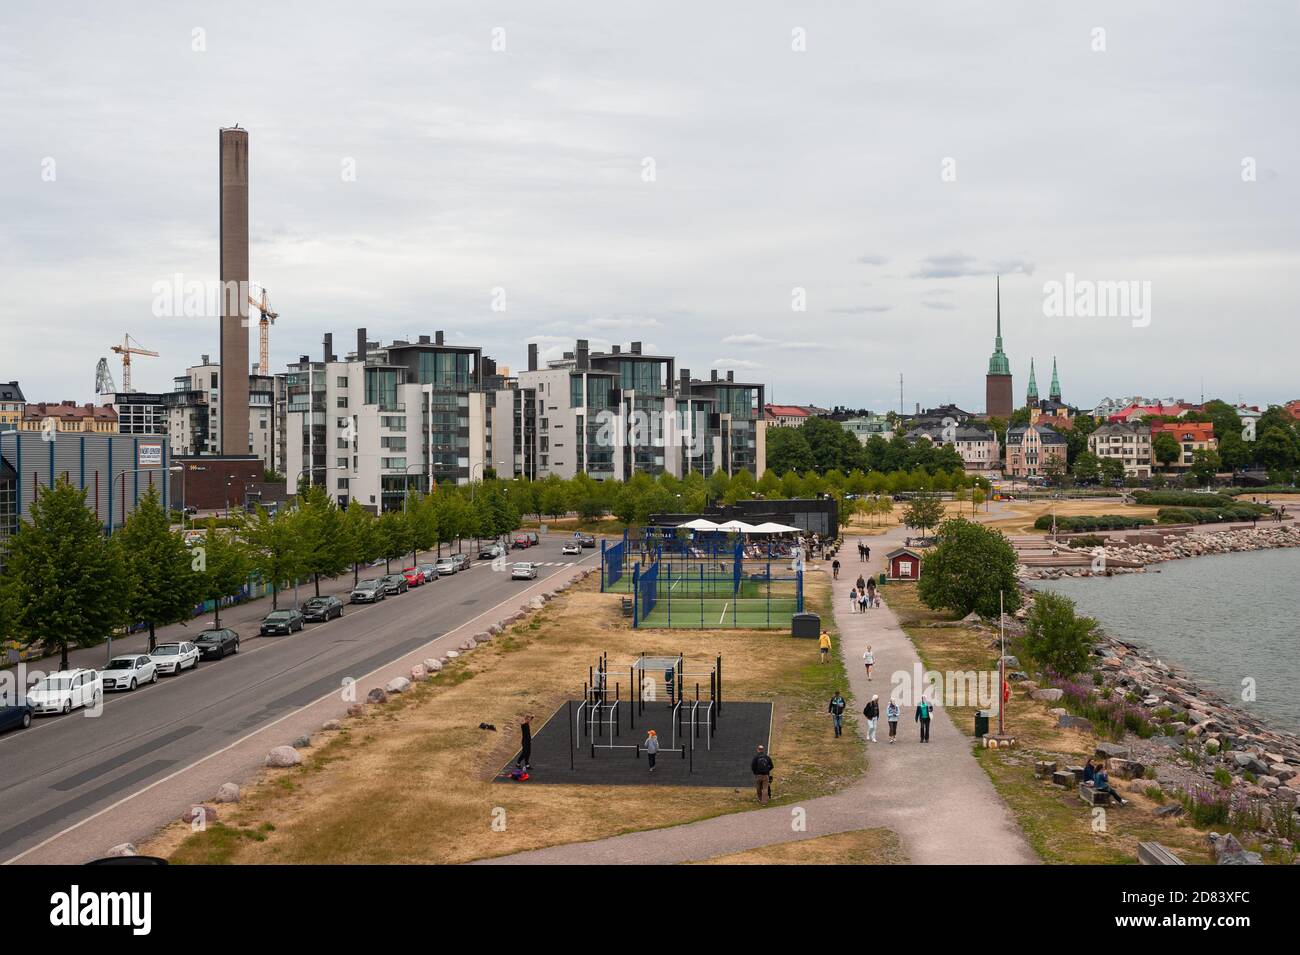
[248,286,278,376]
[110,334,159,393]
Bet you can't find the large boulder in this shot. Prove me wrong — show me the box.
[265,745,302,768]
[1232,752,1269,775]
[366,687,389,704]
[346,704,366,718]
[1058,714,1093,732]
[424,658,443,673]
[214,782,241,804]
[321,719,342,731]
[1095,742,1132,760]
[385,677,412,695]
[182,804,219,825]
[409,664,428,682]
[1030,688,1064,702]
[1208,832,1262,865]
[292,735,311,749]
[104,843,137,858]
[446,650,460,659]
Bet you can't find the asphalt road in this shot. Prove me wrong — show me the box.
[0,536,598,862]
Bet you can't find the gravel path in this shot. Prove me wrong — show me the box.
[482,527,1037,865]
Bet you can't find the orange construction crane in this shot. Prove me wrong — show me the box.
[248,286,278,376]
[110,334,159,393]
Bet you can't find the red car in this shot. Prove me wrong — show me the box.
[401,567,425,587]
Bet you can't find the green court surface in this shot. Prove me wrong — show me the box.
[637,595,800,629]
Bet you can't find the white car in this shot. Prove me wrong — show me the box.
[150,641,200,675]
[100,654,158,691]
[27,669,102,715]
[511,562,538,580]
[561,542,581,556]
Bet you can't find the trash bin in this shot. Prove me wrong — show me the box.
[974,710,990,738]
[791,612,821,638]
[877,572,887,586]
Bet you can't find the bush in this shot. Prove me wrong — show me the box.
[1033,514,1153,531]
[1157,505,1269,525]
[1023,592,1100,677]
[1066,534,1106,549]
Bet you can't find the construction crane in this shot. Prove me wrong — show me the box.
[110,334,159,393]
[94,357,118,395]
[248,286,278,376]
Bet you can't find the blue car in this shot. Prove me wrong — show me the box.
[0,699,34,733]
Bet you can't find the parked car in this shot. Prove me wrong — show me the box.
[303,595,344,622]
[402,566,425,587]
[512,533,538,549]
[260,609,304,636]
[576,533,596,548]
[479,544,504,560]
[182,505,199,517]
[100,654,158,691]
[435,557,457,576]
[0,699,34,733]
[511,562,538,580]
[350,579,386,603]
[195,628,241,659]
[27,669,102,715]
[381,574,409,595]
[452,553,471,571]
[151,642,200,675]
[417,564,438,582]
[561,542,581,556]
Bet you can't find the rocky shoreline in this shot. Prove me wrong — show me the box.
[1020,524,1300,580]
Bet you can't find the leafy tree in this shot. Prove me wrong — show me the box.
[1021,591,1100,677]
[1152,431,1181,470]
[297,486,348,595]
[765,425,814,475]
[1257,427,1297,471]
[239,506,302,610]
[339,498,379,584]
[1071,451,1101,484]
[117,485,196,650]
[377,510,411,571]
[917,517,1021,619]
[1099,457,1125,484]
[1189,448,1221,486]
[902,493,945,538]
[6,479,128,669]
[190,519,251,628]
[540,479,571,519]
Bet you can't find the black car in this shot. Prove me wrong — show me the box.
[577,533,596,548]
[302,595,344,622]
[260,609,305,635]
[380,574,408,595]
[0,700,34,733]
[194,628,241,660]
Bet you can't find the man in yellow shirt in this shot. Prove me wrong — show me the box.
[818,630,831,663]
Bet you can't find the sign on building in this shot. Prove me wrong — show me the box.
[138,442,163,467]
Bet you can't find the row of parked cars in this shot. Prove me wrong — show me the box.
[349,552,482,602]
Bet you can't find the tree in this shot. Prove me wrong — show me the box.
[377,510,411,571]
[902,493,945,538]
[1071,451,1101,485]
[1099,457,1125,485]
[6,479,127,669]
[241,505,305,609]
[190,519,251,629]
[917,518,1021,619]
[297,486,348,595]
[1152,431,1180,471]
[1189,448,1221,486]
[1021,591,1100,677]
[765,425,815,475]
[117,485,196,650]
[338,499,379,585]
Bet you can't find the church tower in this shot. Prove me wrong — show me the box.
[984,276,1013,418]
[1049,356,1062,402]
[1026,358,1039,408]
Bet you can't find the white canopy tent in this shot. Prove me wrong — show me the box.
[713,520,759,534]
[676,518,722,531]
[748,521,803,534]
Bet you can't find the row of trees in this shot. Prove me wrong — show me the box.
[766,417,967,475]
[0,479,522,670]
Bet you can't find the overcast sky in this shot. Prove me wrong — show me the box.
[2,0,1297,413]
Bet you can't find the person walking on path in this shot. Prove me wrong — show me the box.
[818,629,832,662]
[858,589,869,613]
[886,699,900,743]
[864,544,871,562]
[828,691,847,738]
[856,573,866,593]
[862,644,874,680]
[517,713,534,771]
[916,696,933,742]
[751,745,774,803]
[858,542,866,562]
[849,586,859,614]
[832,558,841,580]
[864,695,880,742]
[644,729,660,773]
[866,576,877,609]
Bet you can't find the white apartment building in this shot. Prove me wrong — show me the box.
[164,357,277,470]
[1088,421,1153,478]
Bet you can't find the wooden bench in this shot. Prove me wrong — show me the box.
[1035,760,1058,779]
[1067,765,1086,782]
[1138,842,1185,865]
[1078,783,1110,807]
[1051,770,1073,788]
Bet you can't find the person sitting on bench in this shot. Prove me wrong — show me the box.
[1093,765,1126,805]
[1082,760,1096,785]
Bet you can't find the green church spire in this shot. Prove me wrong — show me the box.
[986,275,1010,376]
[1049,356,1061,401]
[1026,358,1038,403]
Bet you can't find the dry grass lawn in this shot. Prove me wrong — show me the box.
[887,583,1212,864]
[981,499,1163,535]
[690,828,906,865]
[145,571,866,865]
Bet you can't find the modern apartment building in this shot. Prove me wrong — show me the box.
[106,392,167,436]
[283,329,490,511]
[516,340,766,481]
[1088,422,1153,479]
[165,357,278,472]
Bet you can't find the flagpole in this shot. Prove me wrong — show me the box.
[999,589,1006,736]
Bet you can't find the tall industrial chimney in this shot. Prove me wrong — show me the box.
[219,127,250,455]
